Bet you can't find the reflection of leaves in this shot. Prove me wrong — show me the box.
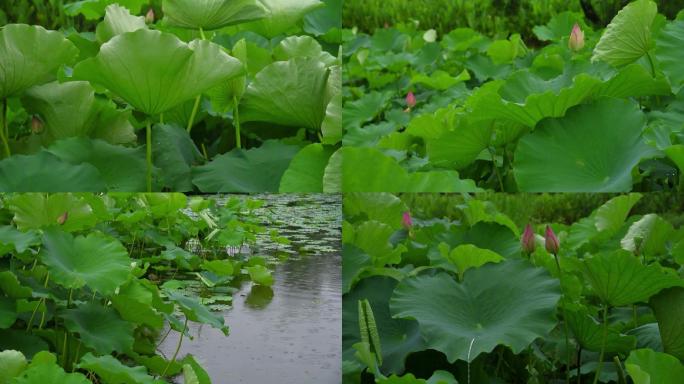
[245,284,274,308]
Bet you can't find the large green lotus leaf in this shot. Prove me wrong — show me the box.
[245,265,274,286]
[625,348,684,384]
[592,0,657,67]
[40,229,131,295]
[566,308,636,353]
[341,147,481,192]
[0,297,17,328]
[279,143,335,192]
[582,250,684,307]
[95,4,146,43]
[64,0,147,19]
[162,0,267,30]
[111,279,164,329]
[655,19,684,93]
[342,245,371,294]
[23,81,136,145]
[9,193,97,232]
[322,92,342,144]
[620,214,673,257]
[273,35,337,65]
[78,353,157,384]
[72,28,243,115]
[343,276,424,374]
[0,152,106,192]
[650,287,684,360]
[0,226,40,254]
[445,244,504,281]
[152,124,203,192]
[240,58,331,130]
[47,138,147,192]
[13,351,90,384]
[425,117,493,170]
[0,24,78,98]
[343,193,408,229]
[0,349,27,383]
[352,220,407,266]
[61,303,134,354]
[343,91,393,131]
[391,260,561,363]
[236,0,324,38]
[165,290,229,335]
[594,193,643,234]
[0,271,32,299]
[192,140,301,192]
[514,98,653,192]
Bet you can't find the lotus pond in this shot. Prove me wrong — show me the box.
[0,192,341,383]
[342,0,684,192]
[0,0,341,193]
[343,192,684,383]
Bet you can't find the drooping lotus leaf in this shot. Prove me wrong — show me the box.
[0,152,103,192]
[341,147,481,192]
[352,220,407,266]
[514,98,654,192]
[72,28,244,115]
[23,81,136,145]
[60,303,135,354]
[240,58,333,130]
[650,287,684,360]
[40,229,131,295]
[565,308,636,353]
[391,260,561,362]
[343,276,424,374]
[236,0,324,38]
[625,348,684,384]
[192,140,301,192]
[0,226,40,254]
[342,245,372,294]
[245,265,273,286]
[655,19,684,93]
[582,250,684,307]
[592,0,657,67]
[343,193,408,229]
[95,4,146,43]
[279,144,335,192]
[9,193,97,232]
[152,124,203,192]
[162,0,267,30]
[620,214,673,257]
[273,35,337,65]
[0,24,78,98]
[165,290,229,335]
[322,92,342,145]
[78,353,157,384]
[111,280,164,329]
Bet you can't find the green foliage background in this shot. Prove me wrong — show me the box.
[343,0,684,39]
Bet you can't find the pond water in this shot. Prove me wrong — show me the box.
[159,194,342,384]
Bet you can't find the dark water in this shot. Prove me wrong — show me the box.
[159,194,342,384]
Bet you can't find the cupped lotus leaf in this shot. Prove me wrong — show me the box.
[23,81,136,145]
[60,303,135,355]
[650,287,684,360]
[47,138,147,191]
[192,140,301,192]
[78,353,157,384]
[72,28,244,115]
[341,147,481,192]
[165,290,229,335]
[13,351,90,384]
[0,350,27,383]
[0,24,78,98]
[273,35,337,65]
[40,229,131,295]
[343,276,424,374]
[240,58,332,130]
[390,260,561,363]
[162,0,267,30]
[111,280,164,329]
[514,98,654,192]
[566,308,636,353]
[9,193,98,232]
[594,193,643,234]
[411,69,470,90]
[582,250,684,307]
[322,92,342,145]
[620,214,673,257]
[424,117,493,170]
[322,147,341,192]
[656,19,684,93]
[592,0,657,67]
[625,348,684,384]
[152,124,203,192]
[445,244,504,281]
[96,4,146,43]
[237,0,324,38]
[279,143,335,192]
[0,152,105,192]
[245,265,273,286]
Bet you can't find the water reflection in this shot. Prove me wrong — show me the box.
[245,285,274,309]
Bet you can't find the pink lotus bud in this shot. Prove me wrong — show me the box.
[568,23,584,52]
[402,211,412,229]
[521,224,536,255]
[31,115,43,134]
[545,225,560,255]
[57,211,68,225]
[406,92,416,109]
[145,8,155,24]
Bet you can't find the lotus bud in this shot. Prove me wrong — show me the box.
[57,211,68,225]
[568,23,584,52]
[545,225,560,255]
[406,91,416,109]
[402,211,413,230]
[31,115,44,134]
[145,8,155,24]
[521,224,536,255]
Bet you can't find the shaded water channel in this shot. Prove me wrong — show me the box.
[159,194,341,384]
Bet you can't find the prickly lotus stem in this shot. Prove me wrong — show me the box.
[521,224,536,256]
[545,225,560,255]
[569,23,585,52]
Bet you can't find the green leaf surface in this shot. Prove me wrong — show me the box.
[236,0,324,38]
[78,353,157,384]
[0,152,106,192]
[162,0,267,30]
[14,351,90,384]
[650,287,684,360]
[152,124,203,192]
[279,143,335,192]
[61,303,135,355]
[655,19,684,93]
[245,265,274,286]
[165,290,228,335]
[625,348,684,384]
[566,308,636,353]
[96,4,146,43]
[9,193,97,232]
[0,350,27,383]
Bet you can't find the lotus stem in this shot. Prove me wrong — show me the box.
[187,95,201,133]
[614,356,627,384]
[0,99,10,158]
[161,317,188,377]
[146,120,152,192]
[576,347,582,384]
[233,96,242,149]
[489,147,504,191]
[592,304,609,384]
[554,253,571,384]
[646,52,656,78]
[199,27,206,40]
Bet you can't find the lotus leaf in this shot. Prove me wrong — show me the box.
[245,265,273,286]
[625,348,684,384]
[445,244,504,281]
[9,193,97,232]
[64,0,147,19]
[620,214,673,257]
[0,350,27,383]
[13,351,90,384]
[96,4,146,43]
[279,144,335,192]
[650,287,684,360]
[237,0,324,38]
[0,152,106,192]
[656,19,684,92]
[61,303,135,354]
[566,308,636,353]
[162,0,267,30]
[165,290,229,335]
[0,226,39,254]
[78,353,157,384]
[0,297,16,328]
